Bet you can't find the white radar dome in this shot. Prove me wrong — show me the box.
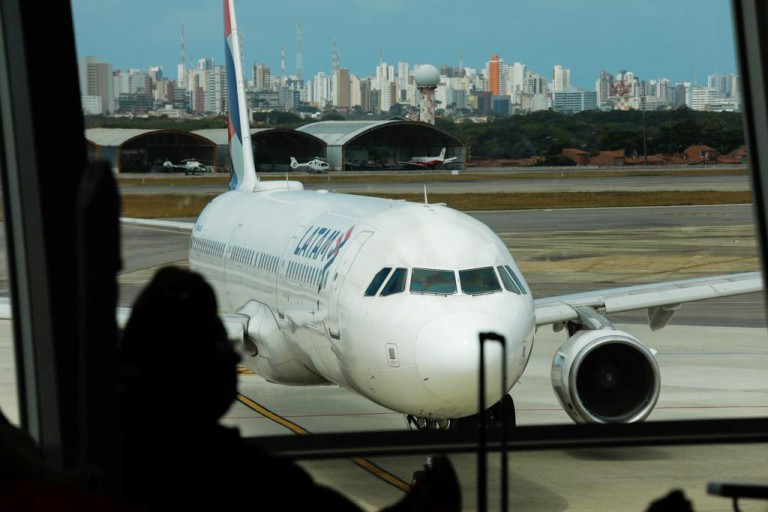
[414,64,440,87]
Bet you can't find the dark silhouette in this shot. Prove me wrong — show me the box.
[1,407,136,510]
[118,266,360,509]
[645,489,695,512]
[118,266,460,510]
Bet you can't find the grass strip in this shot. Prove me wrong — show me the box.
[118,190,753,218]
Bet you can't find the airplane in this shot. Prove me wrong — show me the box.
[290,156,330,173]
[162,158,210,175]
[120,0,763,431]
[398,148,458,169]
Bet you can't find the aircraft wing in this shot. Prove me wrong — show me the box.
[120,218,195,234]
[534,271,763,330]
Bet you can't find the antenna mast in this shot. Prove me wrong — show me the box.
[281,45,287,86]
[178,25,187,87]
[332,37,340,71]
[296,21,303,82]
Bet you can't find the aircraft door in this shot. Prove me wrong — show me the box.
[328,231,372,339]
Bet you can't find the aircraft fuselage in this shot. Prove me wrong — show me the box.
[189,187,536,419]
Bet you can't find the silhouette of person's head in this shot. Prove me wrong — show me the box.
[119,267,240,427]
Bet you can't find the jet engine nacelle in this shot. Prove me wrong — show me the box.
[551,328,660,424]
[236,301,326,385]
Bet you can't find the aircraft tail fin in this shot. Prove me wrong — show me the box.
[224,0,258,191]
[439,148,446,160]
[290,157,299,169]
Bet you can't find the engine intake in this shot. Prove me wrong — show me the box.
[551,329,660,424]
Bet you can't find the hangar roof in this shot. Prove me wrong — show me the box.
[192,128,273,146]
[85,128,154,146]
[297,120,463,147]
[297,120,398,146]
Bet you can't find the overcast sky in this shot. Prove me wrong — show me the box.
[71,0,738,89]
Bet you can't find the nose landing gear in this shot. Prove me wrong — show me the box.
[450,394,517,432]
[405,415,452,431]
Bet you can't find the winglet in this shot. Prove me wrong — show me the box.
[224,0,258,191]
[439,148,446,160]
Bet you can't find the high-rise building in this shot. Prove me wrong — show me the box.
[398,61,409,102]
[488,54,501,96]
[511,62,526,102]
[78,56,113,115]
[333,68,351,109]
[147,66,163,82]
[350,75,361,107]
[554,90,597,113]
[687,86,721,110]
[113,68,152,112]
[552,64,570,93]
[523,72,547,95]
[197,58,215,71]
[596,71,614,108]
[253,64,271,91]
[673,83,688,109]
[359,79,372,112]
[204,65,227,114]
[491,95,511,116]
[311,71,331,108]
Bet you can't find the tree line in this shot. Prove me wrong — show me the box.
[87,107,745,161]
[435,108,745,160]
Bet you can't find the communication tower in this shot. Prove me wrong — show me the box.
[296,21,303,82]
[332,37,340,71]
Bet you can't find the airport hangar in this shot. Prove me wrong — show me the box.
[85,120,464,173]
[296,119,465,170]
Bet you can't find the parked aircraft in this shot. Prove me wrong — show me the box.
[121,0,762,430]
[398,148,458,169]
[290,156,329,173]
[163,158,209,175]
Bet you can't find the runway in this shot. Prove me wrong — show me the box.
[1,200,767,510]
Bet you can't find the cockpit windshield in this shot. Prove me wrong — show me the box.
[410,268,458,295]
[364,267,392,296]
[459,267,502,295]
[380,268,408,296]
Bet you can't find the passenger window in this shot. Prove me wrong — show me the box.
[365,267,392,296]
[460,267,502,295]
[380,268,407,296]
[504,265,528,294]
[497,265,521,294]
[410,268,457,295]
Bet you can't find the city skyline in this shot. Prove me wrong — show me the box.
[72,0,738,89]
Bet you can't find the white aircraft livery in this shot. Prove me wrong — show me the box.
[120,0,763,430]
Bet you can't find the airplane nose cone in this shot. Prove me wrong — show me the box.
[415,312,511,416]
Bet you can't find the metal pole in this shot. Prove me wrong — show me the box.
[642,92,648,167]
[478,332,508,512]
